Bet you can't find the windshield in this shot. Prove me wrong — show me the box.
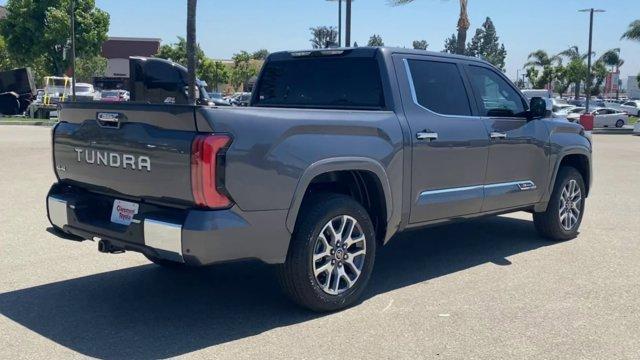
[76,85,91,93]
[102,90,118,97]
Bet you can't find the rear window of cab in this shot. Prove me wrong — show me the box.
[254,57,385,110]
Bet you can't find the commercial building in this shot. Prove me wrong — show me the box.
[627,76,640,99]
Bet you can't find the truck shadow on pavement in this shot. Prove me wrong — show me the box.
[0,215,556,359]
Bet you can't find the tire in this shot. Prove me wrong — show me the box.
[277,194,376,312]
[615,119,624,128]
[533,167,586,241]
[144,254,188,269]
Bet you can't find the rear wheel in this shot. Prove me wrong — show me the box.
[278,194,376,312]
[534,167,586,241]
[615,119,625,128]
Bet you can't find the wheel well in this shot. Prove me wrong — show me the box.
[559,154,590,195]
[299,170,387,244]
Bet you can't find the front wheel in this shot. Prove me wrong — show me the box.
[533,167,586,241]
[615,119,625,128]
[278,194,376,312]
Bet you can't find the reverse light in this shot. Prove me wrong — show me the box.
[191,134,232,208]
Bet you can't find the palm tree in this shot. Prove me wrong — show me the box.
[598,48,624,98]
[621,19,640,41]
[392,0,469,55]
[186,0,197,104]
[557,46,591,99]
[523,50,560,89]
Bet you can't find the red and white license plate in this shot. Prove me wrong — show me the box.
[110,199,139,226]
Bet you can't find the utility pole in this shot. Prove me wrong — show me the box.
[70,0,76,101]
[345,0,352,47]
[338,0,342,47]
[579,8,605,112]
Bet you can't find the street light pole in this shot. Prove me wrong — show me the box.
[579,8,605,112]
[338,0,342,47]
[70,0,76,101]
[345,0,351,47]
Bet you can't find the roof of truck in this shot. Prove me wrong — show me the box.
[269,46,493,67]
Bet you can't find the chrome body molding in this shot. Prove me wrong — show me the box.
[418,180,537,204]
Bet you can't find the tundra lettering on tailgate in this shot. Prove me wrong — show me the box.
[73,148,151,171]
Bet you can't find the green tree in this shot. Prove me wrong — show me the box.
[199,58,229,91]
[0,0,109,76]
[442,33,457,53]
[309,26,338,49]
[230,51,258,90]
[393,0,469,55]
[367,34,384,47]
[588,60,608,97]
[74,56,106,83]
[252,49,270,60]
[464,17,506,71]
[621,19,640,42]
[0,35,17,70]
[156,37,206,69]
[412,40,428,50]
[524,50,560,89]
[557,46,590,99]
[553,64,571,99]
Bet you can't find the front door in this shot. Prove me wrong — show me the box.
[393,55,490,224]
[464,64,549,211]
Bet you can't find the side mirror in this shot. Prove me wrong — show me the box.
[529,97,546,119]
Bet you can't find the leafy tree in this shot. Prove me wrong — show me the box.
[252,49,270,60]
[367,34,384,47]
[412,40,428,50]
[464,17,506,71]
[199,58,229,91]
[588,60,608,97]
[393,0,469,55]
[309,26,338,49]
[74,56,106,83]
[553,64,571,98]
[353,42,359,47]
[564,58,588,99]
[442,33,457,53]
[230,51,258,90]
[621,19,640,42]
[157,37,206,70]
[0,0,109,76]
[0,35,17,70]
[524,50,560,89]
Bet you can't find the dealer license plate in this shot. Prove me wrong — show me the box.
[110,199,139,226]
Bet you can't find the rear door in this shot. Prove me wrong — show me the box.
[463,64,549,211]
[54,102,198,207]
[393,54,489,224]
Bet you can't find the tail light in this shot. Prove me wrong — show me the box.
[191,134,232,208]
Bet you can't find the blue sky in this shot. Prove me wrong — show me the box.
[5,0,640,81]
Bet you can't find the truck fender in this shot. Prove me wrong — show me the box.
[544,146,592,205]
[285,157,393,233]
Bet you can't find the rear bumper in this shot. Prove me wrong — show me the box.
[47,183,291,265]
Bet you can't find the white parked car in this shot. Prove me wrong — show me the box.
[620,100,640,117]
[567,107,628,128]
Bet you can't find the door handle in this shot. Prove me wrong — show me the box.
[416,131,438,141]
[490,132,507,140]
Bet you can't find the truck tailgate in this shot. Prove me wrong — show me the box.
[53,103,198,207]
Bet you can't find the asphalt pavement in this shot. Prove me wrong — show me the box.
[0,125,639,359]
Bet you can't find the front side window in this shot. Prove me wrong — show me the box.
[406,59,471,116]
[467,66,526,117]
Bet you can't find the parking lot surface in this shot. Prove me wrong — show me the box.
[1,126,639,359]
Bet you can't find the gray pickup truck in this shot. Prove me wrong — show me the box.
[47,48,591,311]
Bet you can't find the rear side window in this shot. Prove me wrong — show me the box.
[254,57,385,110]
[406,59,471,116]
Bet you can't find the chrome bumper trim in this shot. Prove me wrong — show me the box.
[144,219,184,262]
[48,196,68,229]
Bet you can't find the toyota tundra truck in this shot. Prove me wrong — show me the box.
[47,48,592,311]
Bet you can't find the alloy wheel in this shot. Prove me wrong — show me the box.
[312,215,367,295]
[558,179,582,231]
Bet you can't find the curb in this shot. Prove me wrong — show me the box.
[0,120,57,126]
[592,128,633,135]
